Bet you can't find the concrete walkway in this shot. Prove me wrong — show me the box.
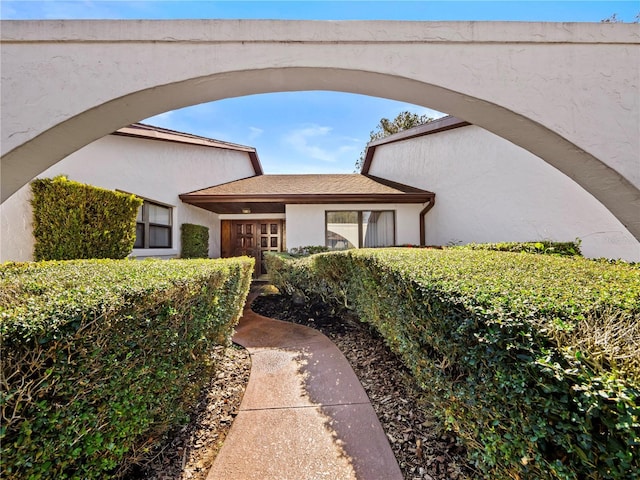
[207,292,403,480]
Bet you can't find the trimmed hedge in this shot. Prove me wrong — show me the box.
[265,248,640,479]
[181,223,210,258]
[31,176,142,261]
[288,245,330,257]
[459,240,582,257]
[1,257,254,479]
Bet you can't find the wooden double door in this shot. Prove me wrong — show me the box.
[221,220,284,277]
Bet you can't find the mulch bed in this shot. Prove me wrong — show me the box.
[124,345,251,480]
[128,289,476,480]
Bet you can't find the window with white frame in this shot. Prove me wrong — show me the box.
[325,210,395,250]
[134,200,172,249]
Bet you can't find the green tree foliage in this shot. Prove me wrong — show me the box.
[601,12,640,23]
[354,111,434,171]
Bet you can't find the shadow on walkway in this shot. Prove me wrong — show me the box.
[206,289,402,480]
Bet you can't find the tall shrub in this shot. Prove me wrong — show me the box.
[31,176,142,260]
[181,223,209,258]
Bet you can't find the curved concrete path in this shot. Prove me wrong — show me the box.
[207,292,402,480]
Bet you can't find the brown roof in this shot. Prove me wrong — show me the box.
[112,123,263,175]
[180,174,434,214]
[361,116,470,174]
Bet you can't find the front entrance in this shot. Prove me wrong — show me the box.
[221,220,284,277]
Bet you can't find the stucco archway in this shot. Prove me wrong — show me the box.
[1,20,639,238]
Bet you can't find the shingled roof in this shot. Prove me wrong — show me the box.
[180,174,434,214]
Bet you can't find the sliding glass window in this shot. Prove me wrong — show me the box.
[325,210,395,250]
[362,211,395,248]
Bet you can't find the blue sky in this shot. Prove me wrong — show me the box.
[2,1,639,173]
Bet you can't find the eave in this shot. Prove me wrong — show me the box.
[179,191,435,214]
[112,123,264,175]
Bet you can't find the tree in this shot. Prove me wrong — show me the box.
[601,12,640,23]
[601,13,622,23]
[355,111,434,171]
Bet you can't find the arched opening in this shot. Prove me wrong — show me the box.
[2,63,638,244]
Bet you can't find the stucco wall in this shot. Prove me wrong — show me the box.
[0,134,256,262]
[367,125,639,261]
[2,21,638,242]
[286,203,424,250]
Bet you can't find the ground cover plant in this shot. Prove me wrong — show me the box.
[0,257,253,479]
[265,248,640,479]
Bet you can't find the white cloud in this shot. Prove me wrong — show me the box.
[283,124,357,164]
[1,4,17,18]
[0,0,147,20]
[248,126,264,140]
[142,110,175,127]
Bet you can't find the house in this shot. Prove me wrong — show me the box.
[2,117,638,269]
[0,123,262,262]
[180,173,434,275]
[1,123,431,275]
[362,116,640,262]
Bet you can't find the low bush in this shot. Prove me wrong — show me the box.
[1,257,254,479]
[31,176,142,260]
[458,240,582,256]
[181,223,210,258]
[287,245,330,257]
[265,252,344,309]
[265,248,639,479]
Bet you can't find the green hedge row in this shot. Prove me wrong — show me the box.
[457,240,583,257]
[287,245,330,257]
[31,176,142,261]
[181,223,210,258]
[265,248,639,479]
[1,257,254,479]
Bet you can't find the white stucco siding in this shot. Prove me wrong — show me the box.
[2,21,638,242]
[1,186,33,261]
[0,134,256,262]
[286,203,423,251]
[368,125,640,261]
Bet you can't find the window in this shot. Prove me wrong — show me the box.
[134,200,172,248]
[325,210,395,250]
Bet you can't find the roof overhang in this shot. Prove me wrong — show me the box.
[112,123,263,175]
[179,173,435,214]
[179,191,435,214]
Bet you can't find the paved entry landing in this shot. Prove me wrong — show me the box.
[206,293,402,480]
